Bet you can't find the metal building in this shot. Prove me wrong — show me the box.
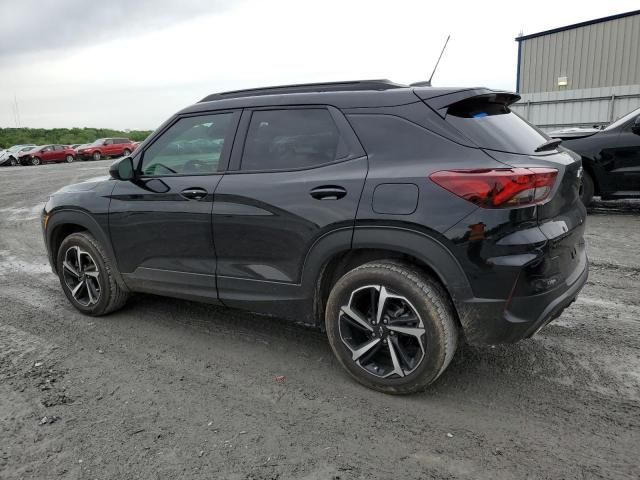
[511,10,640,131]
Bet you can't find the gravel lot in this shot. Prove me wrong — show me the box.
[1,161,639,480]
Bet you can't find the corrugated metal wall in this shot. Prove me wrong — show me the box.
[518,13,640,93]
[511,85,640,131]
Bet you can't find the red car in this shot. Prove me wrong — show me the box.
[76,138,137,161]
[18,145,76,166]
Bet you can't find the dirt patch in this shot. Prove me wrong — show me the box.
[0,161,638,479]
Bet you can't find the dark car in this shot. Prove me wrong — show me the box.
[41,80,588,394]
[19,144,76,165]
[550,107,640,205]
[0,144,36,166]
[76,138,137,161]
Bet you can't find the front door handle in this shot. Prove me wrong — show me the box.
[309,185,347,200]
[180,187,208,201]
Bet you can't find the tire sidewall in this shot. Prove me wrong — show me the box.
[580,170,594,206]
[93,152,101,161]
[32,157,41,166]
[325,264,450,393]
[56,233,112,315]
[66,155,74,163]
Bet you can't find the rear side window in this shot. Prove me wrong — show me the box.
[445,95,550,154]
[241,109,341,171]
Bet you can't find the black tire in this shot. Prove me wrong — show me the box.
[65,155,74,163]
[122,149,131,157]
[31,156,41,166]
[325,260,458,394]
[580,170,595,206]
[9,157,17,166]
[56,232,129,316]
[93,151,101,161]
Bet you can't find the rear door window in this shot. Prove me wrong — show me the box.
[445,95,551,155]
[241,109,342,171]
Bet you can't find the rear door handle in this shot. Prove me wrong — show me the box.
[180,187,208,201]
[309,185,347,200]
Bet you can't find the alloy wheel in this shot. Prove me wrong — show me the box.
[339,285,426,378]
[62,246,101,307]
[31,157,40,166]
[66,155,74,163]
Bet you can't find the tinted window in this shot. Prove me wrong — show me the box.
[54,145,64,151]
[446,96,550,154]
[104,139,114,145]
[241,109,340,171]
[141,113,233,176]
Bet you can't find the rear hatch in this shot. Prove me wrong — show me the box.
[419,89,587,284]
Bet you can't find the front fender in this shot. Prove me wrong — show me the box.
[45,208,128,290]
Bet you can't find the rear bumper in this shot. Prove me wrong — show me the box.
[457,244,588,345]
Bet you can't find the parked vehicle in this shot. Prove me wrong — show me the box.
[0,144,36,166]
[550,107,640,205]
[76,138,136,161]
[19,144,76,165]
[42,80,588,394]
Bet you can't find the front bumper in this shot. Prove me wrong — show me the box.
[457,242,588,345]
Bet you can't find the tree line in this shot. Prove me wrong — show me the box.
[0,127,153,149]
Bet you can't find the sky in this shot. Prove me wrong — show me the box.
[1,0,638,131]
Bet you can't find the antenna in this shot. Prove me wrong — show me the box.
[410,35,450,87]
[13,95,21,128]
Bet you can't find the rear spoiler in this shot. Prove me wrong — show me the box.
[413,88,521,118]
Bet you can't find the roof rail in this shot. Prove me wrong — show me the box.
[199,79,406,102]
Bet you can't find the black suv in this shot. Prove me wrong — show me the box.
[550,107,640,205]
[42,80,588,394]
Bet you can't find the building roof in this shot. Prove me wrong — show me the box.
[515,9,640,42]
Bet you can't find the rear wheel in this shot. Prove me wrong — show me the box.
[93,151,101,161]
[65,155,74,163]
[122,149,131,157]
[57,232,129,316]
[325,261,458,394]
[579,170,595,206]
[31,157,41,166]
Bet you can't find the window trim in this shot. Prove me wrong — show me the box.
[136,110,241,179]
[227,105,365,174]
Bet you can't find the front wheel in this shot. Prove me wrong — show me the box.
[579,170,595,206]
[57,232,129,316]
[9,157,17,166]
[92,151,101,161]
[325,261,458,394]
[122,149,131,157]
[31,157,41,166]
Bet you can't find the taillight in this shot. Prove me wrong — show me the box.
[429,168,558,208]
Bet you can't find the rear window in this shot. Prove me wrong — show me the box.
[445,95,551,155]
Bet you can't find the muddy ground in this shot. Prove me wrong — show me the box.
[0,160,638,479]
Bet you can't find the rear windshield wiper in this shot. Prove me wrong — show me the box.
[535,138,562,152]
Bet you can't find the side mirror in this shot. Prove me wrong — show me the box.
[109,156,135,181]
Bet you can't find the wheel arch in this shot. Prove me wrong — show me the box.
[303,225,473,331]
[46,209,128,289]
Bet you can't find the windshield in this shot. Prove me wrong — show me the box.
[91,138,106,146]
[605,107,640,131]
